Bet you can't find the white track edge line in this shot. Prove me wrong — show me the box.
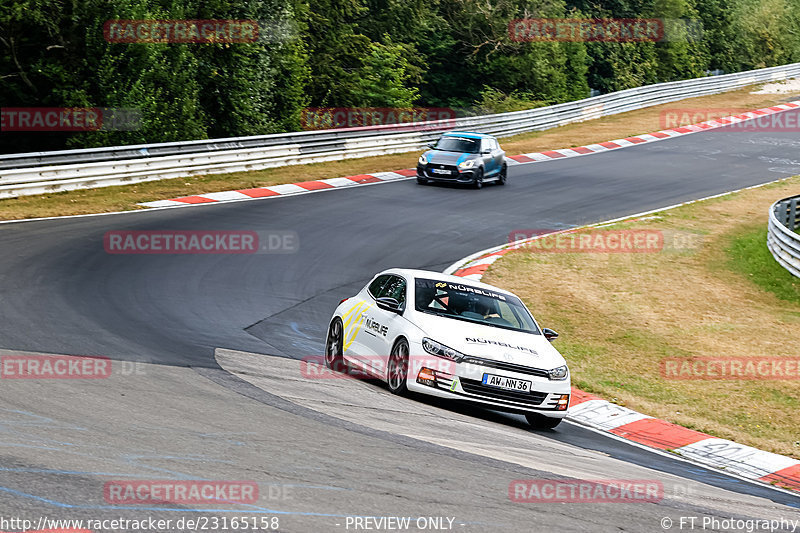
[444,176,796,274]
[562,419,800,498]
[0,176,416,225]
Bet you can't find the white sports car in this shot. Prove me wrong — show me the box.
[325,268,571,428]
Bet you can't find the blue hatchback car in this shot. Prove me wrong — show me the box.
[416,131,507,189]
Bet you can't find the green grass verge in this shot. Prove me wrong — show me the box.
[726,223,800,305]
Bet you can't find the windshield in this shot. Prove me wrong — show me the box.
[434,136,480,153]
[414,278,540,334]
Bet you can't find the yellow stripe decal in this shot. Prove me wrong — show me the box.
[342,301,366,328]
[343,302,371,351]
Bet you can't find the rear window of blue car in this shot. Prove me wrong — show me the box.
[435,137,480,153]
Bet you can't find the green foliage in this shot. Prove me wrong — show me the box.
[350,40,420,107]
[731,0,800,69]
[650,0,708,81]
[1,0,307,150]
[2,0,800,152]
[696,0,741,71]
[474,86,546,114]
[585,41,659,92]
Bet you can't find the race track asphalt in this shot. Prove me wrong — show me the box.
[0,116,798,531]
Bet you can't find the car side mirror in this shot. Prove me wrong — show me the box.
[376,297,403,314]
[427,143,436,149]
[542,328,559,341]
[482,149,491,154]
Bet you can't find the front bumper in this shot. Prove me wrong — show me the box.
[405,354,571,417]
[417,164,477,183]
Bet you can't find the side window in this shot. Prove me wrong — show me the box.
[368,275,391,298]
[377,275,406,305]
[482,139,491,153]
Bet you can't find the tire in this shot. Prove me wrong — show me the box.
[497,164,507,185]
[416,176,428,185]
[472,168,484,189]
[325,318,346,372]
[525,413,562,429]
[387,338,410,395]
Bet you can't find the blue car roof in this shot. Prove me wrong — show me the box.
[442,131,492,139]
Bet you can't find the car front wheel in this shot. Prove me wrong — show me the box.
[526,413,562,429]
[472,168,484,189]
[498,164,507,185]
[387,339,410,395]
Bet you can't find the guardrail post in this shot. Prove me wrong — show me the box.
[780,199,790,226]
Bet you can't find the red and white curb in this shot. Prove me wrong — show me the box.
[139,170,417,208]
[506,99,800,164]
[139,100,800,209]
[444,208,800,493]
[568,390,800,491]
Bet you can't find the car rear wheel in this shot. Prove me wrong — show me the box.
[526,413,562,429]
[325,318,346,372]
[387,339,409,395]
[472,168,484,189]
[498,164,507,185]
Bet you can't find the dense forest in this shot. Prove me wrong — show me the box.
[2,0,800,153]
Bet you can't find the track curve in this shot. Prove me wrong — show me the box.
[1,116,800,530]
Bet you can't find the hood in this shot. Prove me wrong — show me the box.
[424,150,479,166]
[412,311,567,370]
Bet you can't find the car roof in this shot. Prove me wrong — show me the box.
[441,131,494,140]
[376,268,517,297]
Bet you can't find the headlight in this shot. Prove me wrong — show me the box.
[458,159,475,169]
[418,154,428,164]
[548,365,569,381]
[422,338,466,362]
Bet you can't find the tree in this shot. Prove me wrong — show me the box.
[650,0,708,81]
[350,40,419,106]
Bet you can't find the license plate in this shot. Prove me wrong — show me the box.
[431,168,451,175]
[482,373,531,392]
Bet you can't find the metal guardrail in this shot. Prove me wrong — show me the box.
[2,62,800,198]
[768,195,800,278]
